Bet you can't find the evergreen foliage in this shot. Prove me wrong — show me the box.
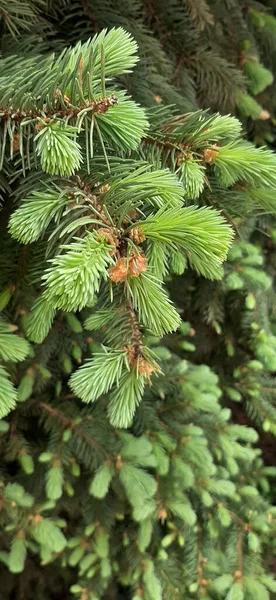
[0,3,276,600]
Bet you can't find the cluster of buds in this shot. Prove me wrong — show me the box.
[109,251,147,283]
[128,225,146,244]
[92,94,119,114]
[203,145,219,164]
[97,228,119,256]
[123,344,155,378]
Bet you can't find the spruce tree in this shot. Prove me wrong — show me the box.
[1,3,276,600]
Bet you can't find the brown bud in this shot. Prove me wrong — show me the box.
[129,226,146,245]
[158,508,168,521]
[137,357,154,378]
[109,252,147,282]
[98,183,110,193]
[81,537,89,551]
[115,455,123,470]
[17,530,25,539]
[259,110,270,121]
[35,118,50,131]
[123,345,136,366]
[32,514,43,525]
[97,228,118,253]
[234,570,242,579]
[94,95,119,114]
[203,146,219,164]
[176,151,183,166]
[128,253,147,278]
[108,257,128,283]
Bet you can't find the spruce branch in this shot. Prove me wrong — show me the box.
[42,232,114,311]
[69,349,128,404]
[0,94,119,124]
[1,18,276,598]
[39,402,110,458]
[34,122,83,176]
[214,142,276,188]
[125,272,181,336]
[139,206,234,279]
[9,187,69,244]
[0,29,147,171]
[0,366,17,418]
[0,318,30,362]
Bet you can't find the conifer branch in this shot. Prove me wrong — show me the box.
[0,95,119,123]
[1,17,276,598]
[39,402,110,458]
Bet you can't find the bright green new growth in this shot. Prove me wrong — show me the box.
[9,188,68,243]
[125,271,181,335]
[140,206,233,279]
[214,142,276,187]
[0,365,17,417]
[0,317,30,362]
[236,91,266,120]
[42,233,113,311]
[244,58,273,96]
[35,122,83,176]
[0,317,30,417]
[69,349,128,403]
[108,370,146,428]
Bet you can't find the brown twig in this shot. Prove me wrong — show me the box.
[79,0,99,30]
[39,402,110,458]
[0,95,118,123]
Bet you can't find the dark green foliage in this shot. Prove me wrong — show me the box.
[0,2,276,600]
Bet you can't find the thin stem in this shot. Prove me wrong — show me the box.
[237,528,243,574]
[39,402,110,458]
[0,96,118,123]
